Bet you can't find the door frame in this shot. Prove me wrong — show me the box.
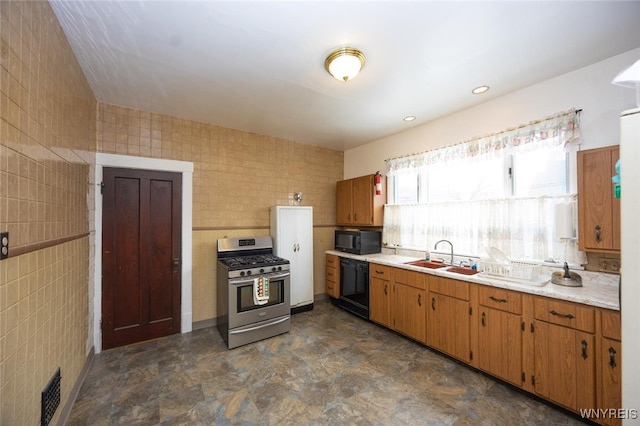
[94,153,193,353]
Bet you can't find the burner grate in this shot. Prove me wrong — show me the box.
[220,254,289,269]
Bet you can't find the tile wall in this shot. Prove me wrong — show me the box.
[96,103,344,322]
[1,1,96,425]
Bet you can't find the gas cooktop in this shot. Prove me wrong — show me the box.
[219,254,289,270]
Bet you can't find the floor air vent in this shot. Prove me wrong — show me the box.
[41,368,61,426]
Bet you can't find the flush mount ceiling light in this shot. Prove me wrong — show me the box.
[403,116,416,122]
[472,85,490,94]
[324,47,366,82]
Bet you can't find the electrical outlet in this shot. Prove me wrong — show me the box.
[598,258,620,273]
[0,232,8,260]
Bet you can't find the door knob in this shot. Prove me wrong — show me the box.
[172,258,180,271]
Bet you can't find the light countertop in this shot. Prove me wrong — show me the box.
[326,250,620,311]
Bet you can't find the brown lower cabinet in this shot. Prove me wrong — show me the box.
[477,286,524,387]
[369,266,426,343]
[427,276,471,362]
[599,309,622,426]
[533,320,596,411]
[393,283,427,343]
[325,254,340,299]
[532,297,597,413]
[362,261,622,425]
[369,265,392,328]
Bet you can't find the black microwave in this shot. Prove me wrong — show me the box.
[335,230,382,255]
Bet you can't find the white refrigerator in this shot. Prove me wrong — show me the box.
[620,107,640,415]
[270,206,314,312]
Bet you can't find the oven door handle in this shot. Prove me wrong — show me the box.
[229,272,290,286]
[229,316,290,334]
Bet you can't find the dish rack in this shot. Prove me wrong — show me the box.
[477,259,541,281]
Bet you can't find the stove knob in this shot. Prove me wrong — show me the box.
[247,270,252,276]
[272,267,276,272]
[240,271,245,277]
[278,266,282,271]
[260,268,264,274]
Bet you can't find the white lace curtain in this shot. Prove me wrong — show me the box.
[387,109,581,176]
[383,109,585,264]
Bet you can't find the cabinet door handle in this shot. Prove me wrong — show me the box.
[581,340,588,360]
[354,213,358,221]
[595,225,602,243]
[489,296,508,303]
[375,270,384,275]
[347,214,351,221]
[481,312,486,327]
[418,294,422,307]
[609,347,617,368]
[550,310,575,320]
[384,284,388,295]
[431,297,436,311]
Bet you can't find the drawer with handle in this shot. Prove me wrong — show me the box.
[478,286,522,314]
[326,265,337,283]
[326,254,338,267]
[370,264,391,281]
[534,297,595,333]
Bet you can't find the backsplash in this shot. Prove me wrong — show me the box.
[585,251,621,274]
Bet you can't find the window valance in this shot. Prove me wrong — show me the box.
[386,109,581,176]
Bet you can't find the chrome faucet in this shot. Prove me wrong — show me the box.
[434,239,454,265]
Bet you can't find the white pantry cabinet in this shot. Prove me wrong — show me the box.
[270,206,314,312]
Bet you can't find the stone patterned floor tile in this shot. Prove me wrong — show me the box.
[67,300,586,425]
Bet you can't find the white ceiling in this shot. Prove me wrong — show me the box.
[50,1,640,151]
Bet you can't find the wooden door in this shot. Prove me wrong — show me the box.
[352,175,373,225]
[102,168,182,350]
[336,179,353,224]
[478,308,523,386]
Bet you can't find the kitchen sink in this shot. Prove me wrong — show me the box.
[446,266,479,276]
[405,260,448,269]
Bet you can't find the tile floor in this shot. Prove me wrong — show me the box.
[67,300,586,425]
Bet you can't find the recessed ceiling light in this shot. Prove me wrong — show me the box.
[472,85,490,94]
[403,115,416,122]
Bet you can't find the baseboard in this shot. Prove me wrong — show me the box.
[57,347,95,426]
[291,303,313,314]
[192,317,217,330]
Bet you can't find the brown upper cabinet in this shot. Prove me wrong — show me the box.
[578,145,620,252]
[336,174,385,226]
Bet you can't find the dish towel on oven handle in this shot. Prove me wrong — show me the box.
[253,276,270,305]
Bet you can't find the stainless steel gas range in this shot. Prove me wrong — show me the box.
[216,236,291,349]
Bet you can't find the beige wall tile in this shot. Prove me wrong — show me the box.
[96,103,344,322]
[2,0,346,422]
[1,2,95,425]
